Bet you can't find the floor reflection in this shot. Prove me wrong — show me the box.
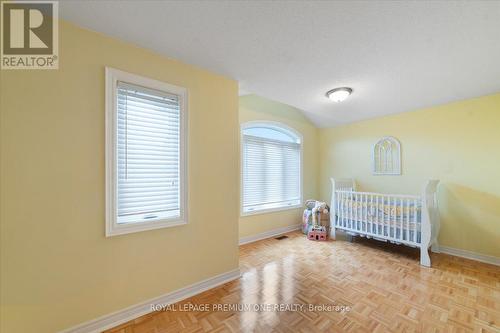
[105,231,500,333]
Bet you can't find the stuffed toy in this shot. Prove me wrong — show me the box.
[302,200,330,235]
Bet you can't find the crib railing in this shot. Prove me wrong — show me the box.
[334,190,422,247]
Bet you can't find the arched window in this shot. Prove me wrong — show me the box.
[241,122,302,214]
[373,136,401,175]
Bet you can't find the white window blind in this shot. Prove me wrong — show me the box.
[116,81,181,224]
[242,126,301,214]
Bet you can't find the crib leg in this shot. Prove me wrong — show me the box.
[420,247,431,267]
[330,226,336,240]
[431,241,440,253]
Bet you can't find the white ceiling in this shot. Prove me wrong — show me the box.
[60,1,500,127]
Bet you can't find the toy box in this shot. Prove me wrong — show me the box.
[307,226,327,241]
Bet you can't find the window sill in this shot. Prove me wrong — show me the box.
[240,204,302,217]
[106,218,187,237]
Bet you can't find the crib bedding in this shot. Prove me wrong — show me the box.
[336,197,422,243]
[337,197,421,222]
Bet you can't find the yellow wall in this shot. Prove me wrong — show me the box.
[319,93,500,257]
[1,17,498,333]
[0,22,239,333]
[239,95,319,238]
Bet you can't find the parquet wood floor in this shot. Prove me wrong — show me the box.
[105,231,500,333]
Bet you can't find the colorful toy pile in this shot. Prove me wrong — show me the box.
[302,200,330,240]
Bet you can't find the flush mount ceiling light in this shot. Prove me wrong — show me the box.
[326,87,353,102]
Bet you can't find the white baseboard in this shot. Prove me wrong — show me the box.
[59,268,241,333]
[435,246,500,266]
[239,224,301,245]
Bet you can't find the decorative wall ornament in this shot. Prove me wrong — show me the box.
[373,136,401,175]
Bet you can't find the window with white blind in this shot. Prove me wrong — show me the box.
[105,68,187,236]
[241,122,302,215]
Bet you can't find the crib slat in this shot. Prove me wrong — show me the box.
[338,191,342,228]
[339,191,343,228]
[358,193,362,232]
[395,196,398,240]
[336,191,340,228]
[387,195,391,239]
[351,191,355,231]
[366,194,369,233]
[369,194,372,234]
[354,192,358,231]
[387,195,391,238]
[365,194,368,233]
[392,197,398,239]
[354,192,357,231]
[406,198,410,242]
[379,195,382,236]
[382,195,391,236]
[351,192,354,231]
[338,191,341,228]
[364,194,367,233]
[387,195,390,238]
[363,193,365,232]
[391,196,395,239]
[383,195,386,238]
[360,193,363,232]
[336,191,339,227]
[372,194,375,235]
[359,193,362,232]
[335,191,338,227]
[393,196,397,240]
[392,196,396,239]
[347,192,349,229]
[381,194,384,237]
[389,195,392,238]
[396,197,399,240]
[359,194,366,233]
[361,193,364,233]
[339,191,342,228]
[361,194,366,233]
[343,192,346,228]
[341,191,344,228]
[345,191,348,229]
[349,191,353,230]
[399,197,403,241]
[343,191,346,229]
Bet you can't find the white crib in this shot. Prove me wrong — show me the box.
[330,178,440,267]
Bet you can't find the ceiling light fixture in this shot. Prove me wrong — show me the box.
[326,87,352,102]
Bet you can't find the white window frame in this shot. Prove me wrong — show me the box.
[240,121,303,216]
[105,67,188,237]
